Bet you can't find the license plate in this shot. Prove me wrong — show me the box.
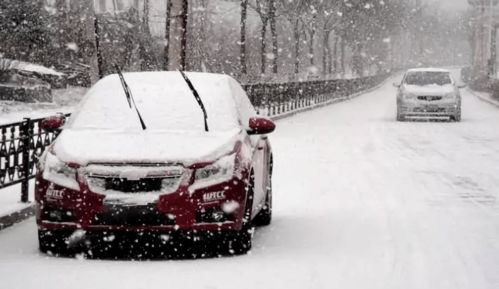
[425,106,440,112]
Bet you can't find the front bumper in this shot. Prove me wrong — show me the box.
[398,99,460,117]
[35,175,248,233]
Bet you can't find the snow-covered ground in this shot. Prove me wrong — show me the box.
[467,89,499,108]
[0,182,34,218]
[2,74,499,289]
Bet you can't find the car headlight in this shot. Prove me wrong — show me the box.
[192,154,236,189]
[444,93,456,99]
[403,93,417,100]
[42,152,80,191]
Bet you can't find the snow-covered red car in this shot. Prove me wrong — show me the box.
[35,71,275,255]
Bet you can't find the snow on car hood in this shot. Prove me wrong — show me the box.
[53,128,242,166]
[403,84,455,96]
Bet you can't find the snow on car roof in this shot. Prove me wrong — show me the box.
[406,68,450,73]
[68,71,242,132]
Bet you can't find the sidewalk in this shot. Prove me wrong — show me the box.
[467,89,499,108]
[0,182,35,230]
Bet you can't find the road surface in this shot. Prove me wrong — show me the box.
[1,75,499,289]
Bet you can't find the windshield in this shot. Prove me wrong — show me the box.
[68,72,240,132]
[404,72,452,86]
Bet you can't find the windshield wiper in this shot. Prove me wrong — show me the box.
[179,71,209,132]
[114,65,147,130]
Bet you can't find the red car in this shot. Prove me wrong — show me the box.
[36,71,275,255]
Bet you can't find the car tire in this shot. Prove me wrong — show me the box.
[452,111,462,122]
[254,161,273,227]
[38,229,72,256]
[225,173,255,255]
[396,112,405,122]
[225,227,253,256]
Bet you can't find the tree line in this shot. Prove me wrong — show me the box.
[0,0,470,84]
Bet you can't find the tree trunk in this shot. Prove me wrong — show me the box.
[340,36,345,76]
[143,0,150,31]
[309,31,315,66]
[164,0,172,70]
[180,0,188,70]
[269,0,278,74]
[260,19,268,75]
[293,19,301,75]
[322,30,330,76]
[240,0,248,74]
[112,0,117,15]
[309,13,317,66]
[169,0,188,70]
[332,35,339,74]
[76,0,100,83]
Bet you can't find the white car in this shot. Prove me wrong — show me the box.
[394,68,465,122]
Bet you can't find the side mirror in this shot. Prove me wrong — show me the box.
[247,117,276,135]
[393,82,401,88]
[41,114,66,132]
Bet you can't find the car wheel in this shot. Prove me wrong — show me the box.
[396,112,405,122]
[254,161,273,227]
[225,173,255,255]
[452,111,462,122]
[38,229,72,256]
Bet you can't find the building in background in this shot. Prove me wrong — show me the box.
[468,0,499,79]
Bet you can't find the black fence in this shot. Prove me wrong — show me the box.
[0,118,61,202]
[245,74,388,116]
[0,74,389,202]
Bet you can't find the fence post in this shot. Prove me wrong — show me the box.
[20,118,31,203]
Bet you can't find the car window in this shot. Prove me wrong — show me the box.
[229,77,257,128]
[68,72,241,132]
[404,72,452,86]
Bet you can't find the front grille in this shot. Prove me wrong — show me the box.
[92,204,175,226]
[418,95,442,101]
[103,178,162,193]
[84,164,184,195]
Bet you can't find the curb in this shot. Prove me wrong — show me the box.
[467,88,499,108]
[0,205,35,231]
[0,76,391,232]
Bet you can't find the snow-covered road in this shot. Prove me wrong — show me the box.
[2,76,499,289]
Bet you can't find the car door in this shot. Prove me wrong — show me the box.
[251,134,267,212]
[229,79,267,213]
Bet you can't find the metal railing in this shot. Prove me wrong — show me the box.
[0,74,389,202]
[244,74,388,116]
[0,118,61,202]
